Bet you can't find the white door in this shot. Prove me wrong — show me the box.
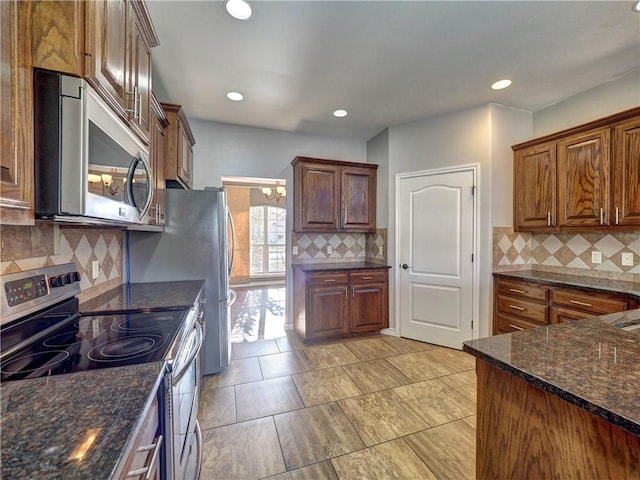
[397,167,476,349]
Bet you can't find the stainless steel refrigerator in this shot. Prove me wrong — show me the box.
[127,188,234,375]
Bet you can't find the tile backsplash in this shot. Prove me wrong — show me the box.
[494,226,640,282]
[292,229,387,264]
[1,224,124,302]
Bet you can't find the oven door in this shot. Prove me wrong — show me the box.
[170,314,203,480]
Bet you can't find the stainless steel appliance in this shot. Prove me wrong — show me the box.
[0,264,202,480]
[33,69,153,225]
[128,187,235,375]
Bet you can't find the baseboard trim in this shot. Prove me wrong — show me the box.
[380,328,397,337]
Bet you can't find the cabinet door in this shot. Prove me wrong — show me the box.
[149,96,166,225]
[295,162,340,231]
[350,282,388,333]
[178,122,192,188]
[557,128,610,227]
[613,117,640,226]
[0,1,33,225]
[341,167,376,232]
[127,7,152,143]
[85,0,128,118]
[514,143,556,230]
[307,285,349,339]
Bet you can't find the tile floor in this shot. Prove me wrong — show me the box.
[199,285,477,480]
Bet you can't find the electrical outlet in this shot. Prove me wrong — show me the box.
[327,245,333,254]
[591,251,602,264]
[92,260,99,280]
[621,252,634,266]
[292,246,299,255]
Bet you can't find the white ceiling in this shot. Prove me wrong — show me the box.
[147,1,640,141]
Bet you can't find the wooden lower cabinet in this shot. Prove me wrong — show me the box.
[118,397,161,480]
[493,276,636,334]
[294,267,389,342]
[476,360,640,479]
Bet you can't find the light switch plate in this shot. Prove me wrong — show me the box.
[292,246,299,255]
[92,260,99,279]
[327,246,333,254]
[591,251,602,264]
[621,252,634,266]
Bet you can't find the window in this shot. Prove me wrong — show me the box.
[250,206,286,276]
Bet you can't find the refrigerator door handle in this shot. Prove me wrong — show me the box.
[227,208,236,278]
[227,288,237,307]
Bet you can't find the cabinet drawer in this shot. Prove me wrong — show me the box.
[496,278,548,302]
[551,289,630,314]
[308,272,349,286]
[496,313,543,334]
[349,270,386,283]
[119,398,161,480]
[550,306,596,324]
[496,295,549,324]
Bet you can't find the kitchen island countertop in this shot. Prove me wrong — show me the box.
[292,261,391,272]
[0,362,165,479]
[79,280,204,314]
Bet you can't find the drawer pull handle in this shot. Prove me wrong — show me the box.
[600,207,604,225]
[547,211,552,227]
[509,288,526,294]
[615,206,619,225]
[569,300,592,307]
[509,324,525,331]
[323,279,336,283]
[508,304,525,311]
[361,276,373,280]
[127,435,163,479]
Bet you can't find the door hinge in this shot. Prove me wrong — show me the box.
[471,253,474,262]
[471,320,474,330]
[471,185,476,195]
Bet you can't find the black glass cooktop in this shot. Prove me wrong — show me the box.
[0,298,188,382]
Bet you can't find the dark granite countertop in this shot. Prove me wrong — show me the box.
[464,308,640,436]
[493,270,640,301]
[293,262,391,272]
[0,362,165,479]
[80,280,204,314]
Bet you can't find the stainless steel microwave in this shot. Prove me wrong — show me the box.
[34,69,153,225]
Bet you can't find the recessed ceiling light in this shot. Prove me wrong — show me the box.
[333,109,348,118]
[226,91,244,101]
[491,79,512,90]
[634,1,640,12]
[225,0,252,20]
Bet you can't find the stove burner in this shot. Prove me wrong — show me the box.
[110,314,181,333]
[0,351,70,374]
[87,335,165,362]
[43,330,102,348]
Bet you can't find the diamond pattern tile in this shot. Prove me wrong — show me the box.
[292,229,387,265]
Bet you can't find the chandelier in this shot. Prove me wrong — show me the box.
[261,182,286,203]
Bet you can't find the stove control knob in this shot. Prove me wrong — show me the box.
[72,271,81,282]
[65,273,74,284]
[50,275,67,288]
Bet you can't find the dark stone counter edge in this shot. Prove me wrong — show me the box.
[462,343,640,437]
[292,263,391,272]
[493,271,640,302]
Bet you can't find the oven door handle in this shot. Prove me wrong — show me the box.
[172,321,203,385]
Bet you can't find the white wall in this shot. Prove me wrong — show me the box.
[533,69,640,136]
[366,129,390,227]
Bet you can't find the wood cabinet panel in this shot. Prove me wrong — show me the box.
[162,102,195,189]
[148,94,167,225]
[307,285,350,339]
[514,143,556,230]
[476,360,640,480]
[308,272,349,287]
[557,128,610,227]
[496,278,548,302]
[294,162,340,231]
[496,295,548,325]
[118,397,161,480]
[495,312,543,334]
[350,279,388,333]
[613,117,640,226]
[127,7,152,142]
[0,0,34,225]
[341,167,376,231]
[550,306,596,324]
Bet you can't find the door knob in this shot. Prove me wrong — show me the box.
[401,264,409,270]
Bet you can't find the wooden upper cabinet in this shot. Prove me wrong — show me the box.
[148,94,168,225]
[292,157,377,233]
[513,106,640,232]
[513,143,556,230]
[85,0,158,143]
[162,102,195,190]
[341,167,376,231]
[613,117,640,226]
[85,0,128,117]
[557,128,610,227]
[0,1,34,225]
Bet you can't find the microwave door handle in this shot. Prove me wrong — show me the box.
[125,157,137,207]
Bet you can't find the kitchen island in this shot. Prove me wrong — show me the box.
[464,307,640,478]
[0,362,165,479]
